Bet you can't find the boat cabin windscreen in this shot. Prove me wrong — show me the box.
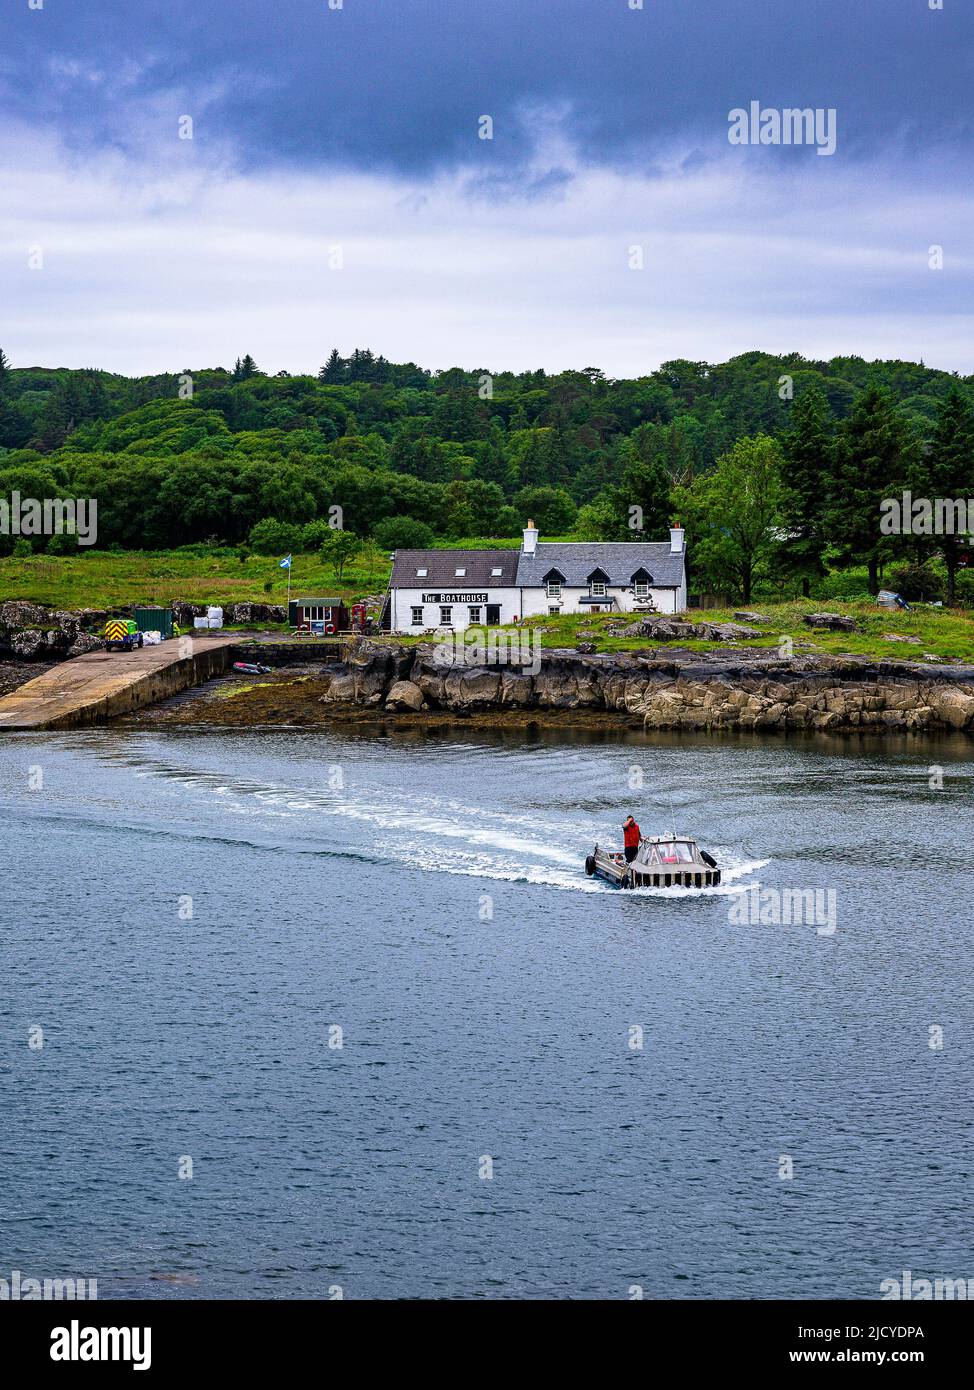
[655,842,694,864]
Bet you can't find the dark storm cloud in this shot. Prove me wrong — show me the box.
[1,0,971,177]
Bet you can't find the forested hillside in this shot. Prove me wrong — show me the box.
[1,347,972,600]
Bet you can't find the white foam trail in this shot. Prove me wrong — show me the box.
[141,758,769,895]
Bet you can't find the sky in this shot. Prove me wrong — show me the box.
[0,0,972,377]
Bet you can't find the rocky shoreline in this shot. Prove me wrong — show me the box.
[315,642,974,733]
[143,640,974,735]
[5,601,974,735]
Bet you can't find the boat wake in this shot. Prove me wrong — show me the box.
[101,751,772,897]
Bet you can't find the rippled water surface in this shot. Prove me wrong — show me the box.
[2,725,972,1299]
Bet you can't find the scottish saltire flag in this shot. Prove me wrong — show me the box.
[279,555,292,569]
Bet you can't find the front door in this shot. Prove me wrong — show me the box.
[485,604,501,626]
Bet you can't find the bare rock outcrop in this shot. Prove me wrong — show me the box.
[385,679,425,711]
[803,612,857,631]
[0,601,50,629]
[66,633,106,656]
[613,616,762,642]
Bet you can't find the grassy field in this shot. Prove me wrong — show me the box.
[0,538,572,612]
[0,548,390,611]
[505,601,974,663]
[2,548,973,662]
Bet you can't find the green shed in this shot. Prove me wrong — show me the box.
[133,606,175,638]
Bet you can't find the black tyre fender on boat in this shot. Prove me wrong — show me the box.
[584,855,597,876]
[700,850,718,869]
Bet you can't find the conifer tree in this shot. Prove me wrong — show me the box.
[828,385,919,595]
[928,387,974,604]
[780,385,833,595]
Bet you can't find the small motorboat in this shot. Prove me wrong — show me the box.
[585,833,720,889]
[232,661,272,675]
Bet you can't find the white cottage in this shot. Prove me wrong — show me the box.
[386,548,521,633]
[383,523,687,634]
[515,522,687,617]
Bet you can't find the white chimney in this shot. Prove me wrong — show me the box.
[522,518,538,555]
[669,522,685,555]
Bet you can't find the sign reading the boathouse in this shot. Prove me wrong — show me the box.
[421,592,489,604]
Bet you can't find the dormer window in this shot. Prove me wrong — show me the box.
[586,566,610,598]
[630,567,652,599]
[542,567,566,601]
[455,567,466,577]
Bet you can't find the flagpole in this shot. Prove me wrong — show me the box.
[281,554,292,621]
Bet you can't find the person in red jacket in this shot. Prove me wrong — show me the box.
[623,815,641,864]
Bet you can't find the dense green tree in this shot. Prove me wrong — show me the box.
[432,389,482,443]
[318,349,346,383]
[445,478,506,535]
[320,528,361,582]
[494,504,520,536]
[512,485,577,534]
[676,434,786,602]
[472,423,516,493]
[575,492,621,541]
[0,399,31,449]
[927,387,974,603]
[779,386,833,595]
[509,427,558,489]
[828,385,920,594]
[232,355,260,381]
[590,446,672,541]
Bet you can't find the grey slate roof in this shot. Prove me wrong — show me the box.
[389,549,519,587]
[515,542,684,589]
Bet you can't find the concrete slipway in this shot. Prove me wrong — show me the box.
[0,634,243,730]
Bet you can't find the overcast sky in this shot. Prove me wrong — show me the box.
[1,0,971,376]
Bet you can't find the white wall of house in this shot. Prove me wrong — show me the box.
[390,586,522,634]
[521,583,684,618]
[390,578,687,631]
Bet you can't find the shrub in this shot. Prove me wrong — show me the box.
[811,567,874,599]
[248,518,303,556]
[373,516,435,550]
[886,562,945,603]
[46,532,78,555]
[300,518,338,550]
[953,569,974,606]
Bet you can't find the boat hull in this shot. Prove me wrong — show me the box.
[586,839,721,889]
